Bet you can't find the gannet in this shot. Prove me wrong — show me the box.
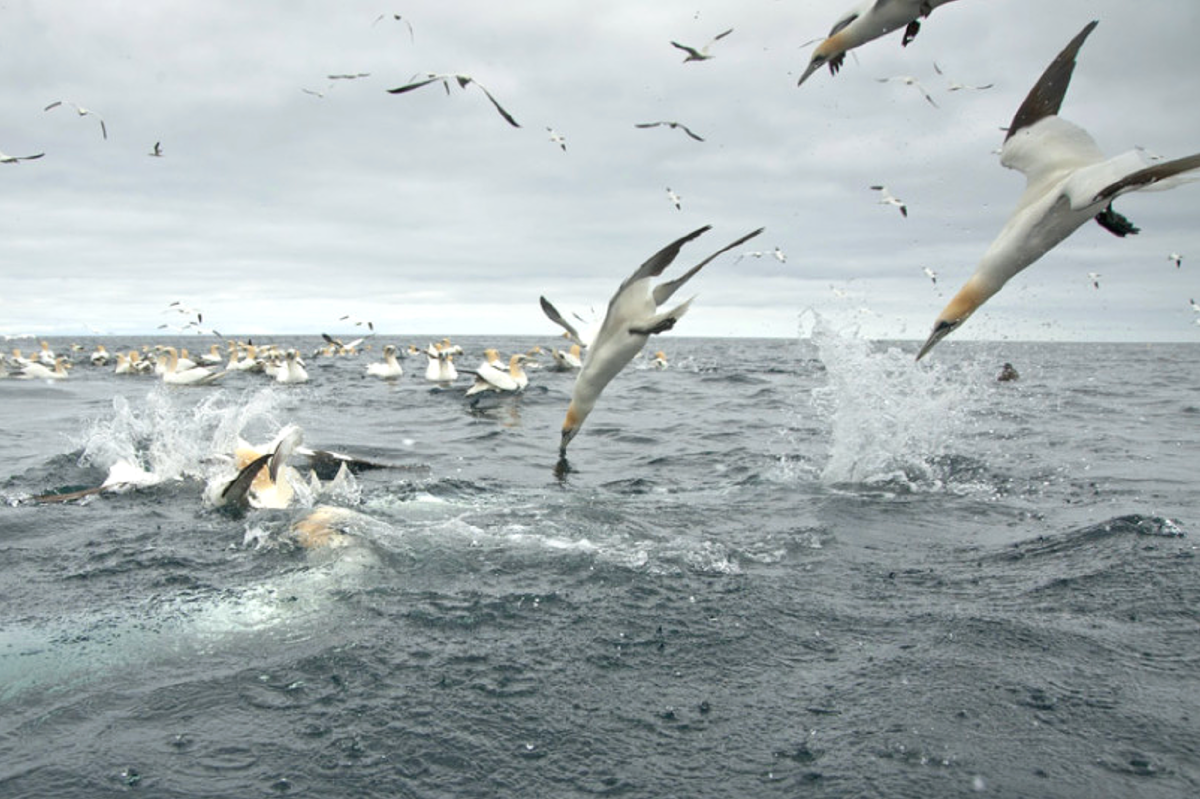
[0,150,44,163]
[548,344,584,372]
[149,141,163,157]
[870,185,908,217]
[1168,252,1183,268]
[43,100,107,139]
[670,28,733,62]
[797,0,960,86]
[651,350,668,369]
[275,349,309,384]
[89,344,112,366]
[464,353,528,397]
[386,73,520,127]
[1088,272,1101,290]
[916,20,1200,360]
[159,346,226,385]
[634,121,705,142]
[923,266,938,284]
[13,356,69,380]
[366,344,404,379]
[373,13,414,41]
[556,224,763,455]
[932,62,993,92]
[338,314,374,331]
[666,187,683,210]
[424,350,457,383]
[547,127,567,151]
[876,75,938,107]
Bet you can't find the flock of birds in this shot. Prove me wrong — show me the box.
[5,1,1200,463]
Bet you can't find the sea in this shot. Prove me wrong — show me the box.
[1,323,1197,799]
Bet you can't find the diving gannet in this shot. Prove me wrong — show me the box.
[0,150,44,163]
[634,121,705,142]
[870,184,908,217]
[797,0,961,87]
[387,73,520,128]
[917,20,1200,360]
[43,100,107,139]
[557,224,763,455]
[670,28,733,62]
[876,75,939,107]
[366,344,404,379]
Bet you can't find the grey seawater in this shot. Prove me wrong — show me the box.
[1,330,1197,798]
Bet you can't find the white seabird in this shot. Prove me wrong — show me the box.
[933,61,994,92]
[1168,252,1183,268]
[916,20,1200,360]
[634,121,705,142]
[556,224,763,456]
[870,184,908,217]
[797,0,961,87]
[876,74,939,107]
[366,344,404,379]
[0,149,44,163]
[666,187,682,210]
[386,72,520,128]
[670,28,733,62]
[464,353,529,397]
[44,100,107,140]
[547,127,567,151]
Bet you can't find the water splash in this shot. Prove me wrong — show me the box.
[804,315,992,491]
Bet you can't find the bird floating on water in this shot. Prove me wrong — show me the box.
[670,28,733,62]
[797,0,961,86]
[916,20,1200,360]
[387,72,520,128]
[555,224,763,458]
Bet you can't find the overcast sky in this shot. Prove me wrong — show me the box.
[2,0,1198,341]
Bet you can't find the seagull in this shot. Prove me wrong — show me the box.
[148,141,163,157]
[916,21,1200,360]
[870,185,908,217]
[44,100,107,139]
[387,73,520,127]
[547,127,567,151]
[933,61,994,92]
[1088,272,1101,289]
[555,224,763,457]
[876,75,938,107]
[666,187,682,210]
[923,266,938,284]
[634,121,704,142]
[670,28,733,62]
[0,149,44,164]
[1168,252,1183,268]
[797,0,961,86]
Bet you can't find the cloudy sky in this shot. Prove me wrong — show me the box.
[2,0,1198,341]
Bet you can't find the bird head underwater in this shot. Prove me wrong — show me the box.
[552,224,763,463]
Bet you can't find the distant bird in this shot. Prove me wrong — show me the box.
[43,100,107,139]
[870,184,908,217]
[387,73,520,127]
[0,149,44,163]
[773,247,787,263]
[1189,298,1199,314]
[876,75,939,107]
[734,250,767,264]
[1168,252,1183,268]
[373,12,414,41]
[923,266,938,285]
[302,84,333,98]
[670,28,733,62]
[328,72,371,80]
[797,0,961,86]
[650,350,668,369]
[634,120,704,142]
[321,332,370,352]
[547,127,567,151]
[666,187,682,210]
[916,20,1200,360]
[554,224,763,457]
[338,314,374,331]
[933,62,994,92]
[148,141,163,157]
[1088,272,1101,289]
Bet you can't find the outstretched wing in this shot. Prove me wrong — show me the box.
[1005,20,1098,142]
[653,227,765,305]
[539,296,584,346]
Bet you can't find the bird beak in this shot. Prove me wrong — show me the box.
[796,58,823,86]
[916,319,959,361]
[559,425,578,456]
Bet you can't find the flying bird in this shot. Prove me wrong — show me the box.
[797,0,961,86]
[666,187,682,210]
[372,13,414,41]
[386,73,520,128]
[547,127,567,151]
[933,61,994,92]
[916,20,1200,360]
[670,28,733,62]
[634,120,705,142]
[43,100,107,140]
[553,225,763,458]
[773,247,787,263]
[328,72,371,80]
[148,141,163,157]
[1088,272,1101,289]
[0,149,44,163]
[923,266,938,284]
[870,185,908,217]
[876,74,939,107]
[1168,252,1183,268]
